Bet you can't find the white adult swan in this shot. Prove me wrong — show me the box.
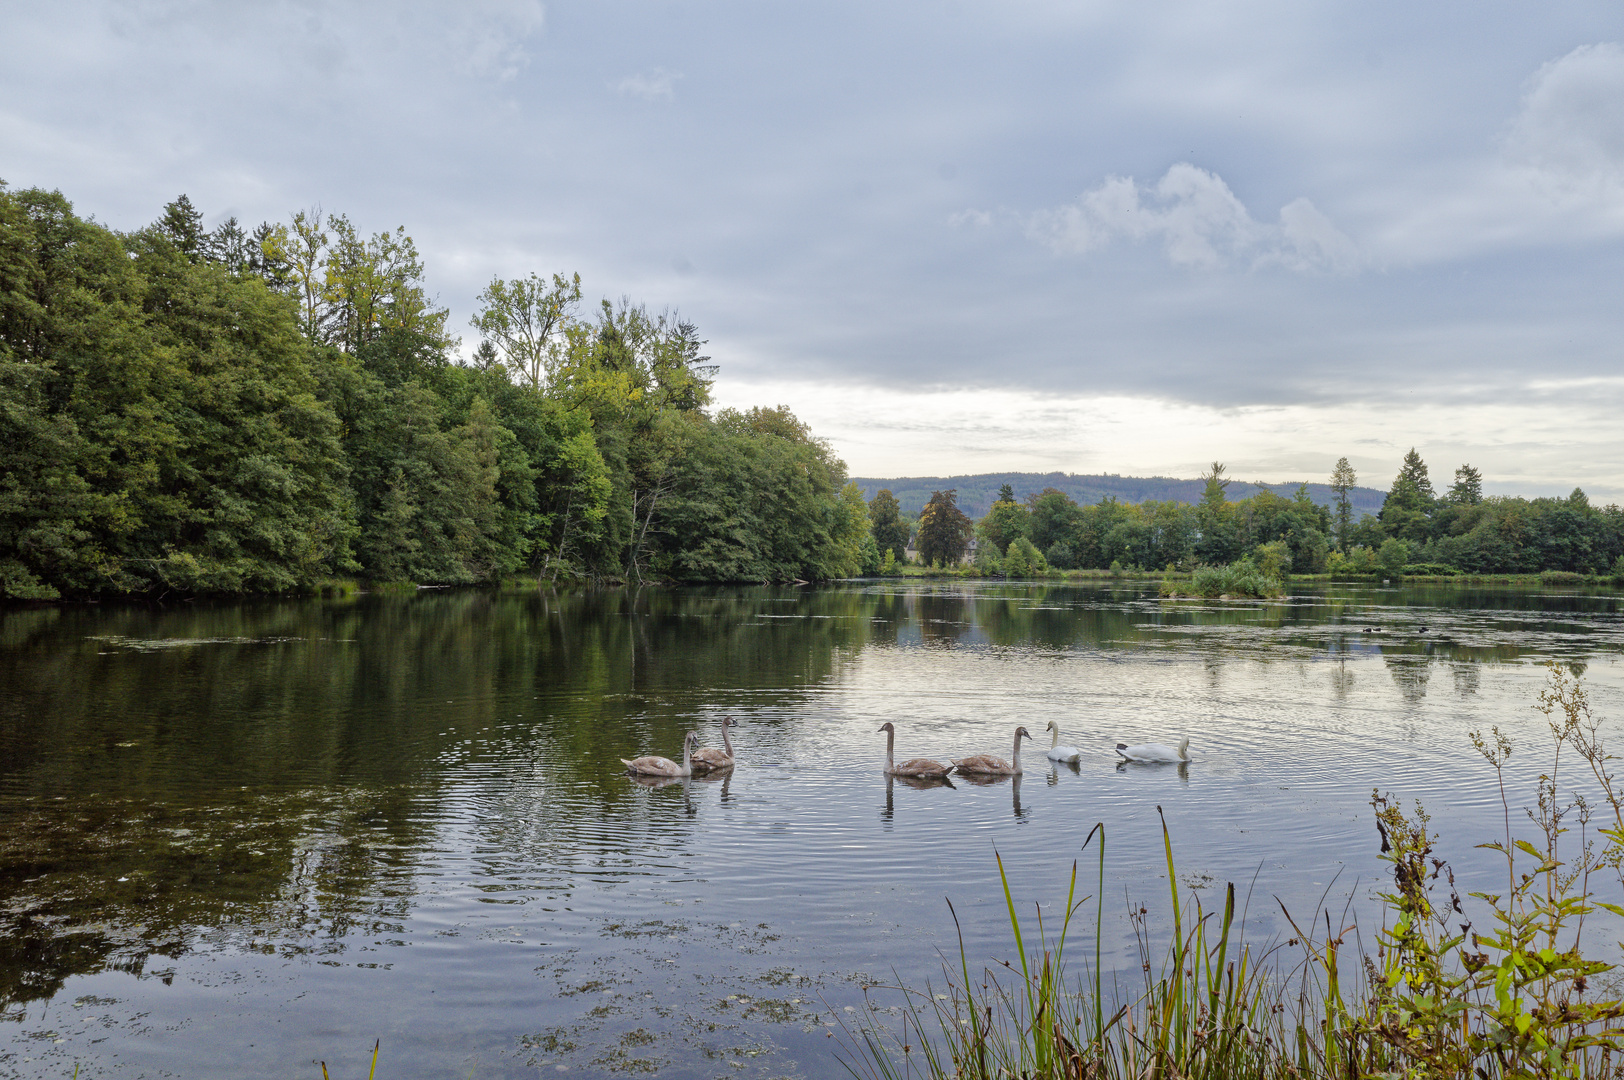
[954,726,1032,776]
[878,722,953,778]
[622,731,699,777]
[691,716,736,772]
[1115,736,1190,764]
[1045,721,1081,763]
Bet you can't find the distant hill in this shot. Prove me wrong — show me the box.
[849,471,1387,519]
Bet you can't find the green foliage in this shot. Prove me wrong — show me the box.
[1378,537,1411,576]
[1253,539,1292,580]
[1328,546,1380,577]
[977,496,1029,557]
[868,488,909,562]
[1162,560,1284,599]
[0,186,357,596]
[1330,455,1357,549]
[647,407,861,583]
[0,184,859,596]
[1402,562,1461,576]
[1451,463,1484,505]
[917,489,973,566]
[1002,537,1047,577]
[880,548,900,576]
[1026,488,1081,553]
[972,537,1002,575]
[857,532,883,576]
[470,271,582,391]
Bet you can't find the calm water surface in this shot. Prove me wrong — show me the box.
[2,581,1623,1079]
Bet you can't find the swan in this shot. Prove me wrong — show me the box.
[622,731,699,777]
[954,726,1031,776]
[1115,736,1190,764]
[1044,721,1081,763]
[691,716,736,772]
[878,722,953,778]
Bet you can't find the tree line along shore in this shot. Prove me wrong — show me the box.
[3,184,1618,600]
[0,185,871,599]
[864,454,1624,588]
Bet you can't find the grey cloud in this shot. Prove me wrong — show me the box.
[5,0,1624,479]
[1504,42,1624,192]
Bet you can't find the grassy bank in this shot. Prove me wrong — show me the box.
[839,664,1624,1080]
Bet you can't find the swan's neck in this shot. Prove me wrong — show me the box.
[1049,727,1059,749]
[722,724,734,757]
[1012,733,1024,772]
[681,739,692,771]
[884,727,895,770]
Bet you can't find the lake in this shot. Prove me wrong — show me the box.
[2,580,1622,1079]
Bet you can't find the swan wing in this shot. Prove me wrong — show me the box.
[954,754,1012,774]
[893,757,952,777]
[691,748,733,770]
[624,754,681,775]
[1117,742,1179,762]
[1048,745,1082,762]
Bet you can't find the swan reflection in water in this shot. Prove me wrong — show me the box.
[1115,758,1191,783]
[1046,759,1082,786]
[881,771,954,823]
[692,767,733,804]
[628,773,697,814]
[954,772,1027,819]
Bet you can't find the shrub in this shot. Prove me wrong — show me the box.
[1401,562,1460,576]
[973,540,1002,576]
[1045,540,1075,570]
[1003,538,1047,578]
[1160,560,1283,599]
[1378,538,1410,576]
[1540,569,1587,585]
[1253,540,1292,581]
[858,534,883,576]
[1328,546,1379,578]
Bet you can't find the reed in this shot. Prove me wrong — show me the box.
[319,1039,379,1080]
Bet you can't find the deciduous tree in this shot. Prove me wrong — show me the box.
[916,489,973,566]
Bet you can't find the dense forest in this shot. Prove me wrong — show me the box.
[873,453,1624,578]
[0,184,870,599]
[851,471,1387,520]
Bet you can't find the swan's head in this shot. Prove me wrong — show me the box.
[686,731,699,749]
[1015,726,1031,742]
[1178,736,1191,760]
[1045,720,1057,734]
[721,716,734,729]
[878,722,895,734]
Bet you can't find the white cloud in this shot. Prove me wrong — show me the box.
[445,0,547,80]
[1025,164,1360,273]
[1504,43,1624,196]
[615,67,683,101]
[710,376,1624,501]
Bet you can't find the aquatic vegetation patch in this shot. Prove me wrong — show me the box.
[1160,560,1285,599]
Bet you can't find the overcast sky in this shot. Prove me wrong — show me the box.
[5,1,1623,497]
